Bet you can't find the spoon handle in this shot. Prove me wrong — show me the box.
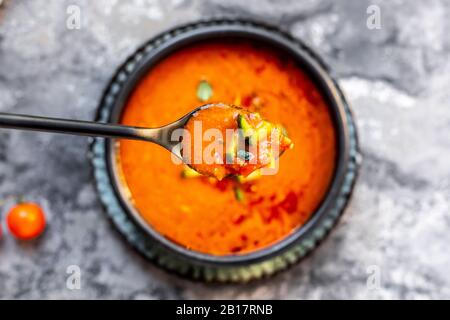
[0,112,149,141]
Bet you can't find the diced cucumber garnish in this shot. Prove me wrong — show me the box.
[238,114,259,146]
[237,114,252,131]
[236,170,262,183]
[181,166,202,178]
[226,133,237,164]
[237,149,254,161]
[234,186,245,202]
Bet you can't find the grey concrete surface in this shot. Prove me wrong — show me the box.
[0,0,449,299]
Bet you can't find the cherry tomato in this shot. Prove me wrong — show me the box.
[7,202,46,240]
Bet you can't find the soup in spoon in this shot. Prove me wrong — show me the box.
[182,103,293,180]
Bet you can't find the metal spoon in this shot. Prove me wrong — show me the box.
[0,104,213,159]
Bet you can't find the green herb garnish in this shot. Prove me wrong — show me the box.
[181,165,201,178]
[197,80,213,102]
[234,186,245,202]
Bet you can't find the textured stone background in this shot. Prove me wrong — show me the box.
[0,0,449,299]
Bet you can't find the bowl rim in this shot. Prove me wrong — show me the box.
[99,19,355,267]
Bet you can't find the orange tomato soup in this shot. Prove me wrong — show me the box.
[118,40,336,255]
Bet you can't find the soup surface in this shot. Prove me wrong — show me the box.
[118,40,336,255]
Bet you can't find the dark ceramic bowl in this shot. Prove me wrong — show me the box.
[90,18,360,282]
